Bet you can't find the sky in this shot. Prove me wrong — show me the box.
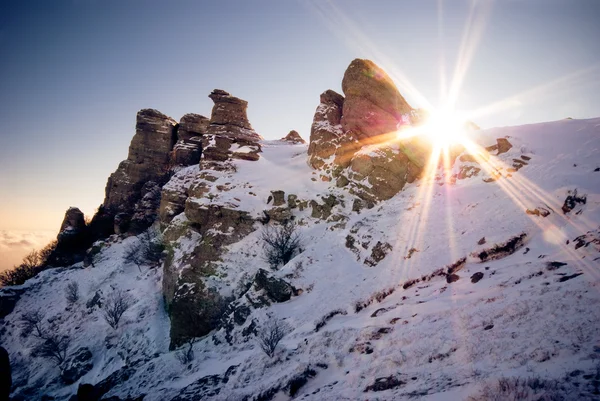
[0,0,599,271]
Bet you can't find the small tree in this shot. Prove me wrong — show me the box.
[20,309,46,338]
[102,290,134,329]
[65,281,79,304]
[257,318,290,358]
[32,332,70,366]
[261,222,302,270]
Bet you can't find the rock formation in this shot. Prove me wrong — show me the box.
[307,58,432,202]
[170,113,209,167]
[341,58,412,141]
[202,90,262,165]
[307,90,345,169]
[281,130,306,144]
[103,109,178,221]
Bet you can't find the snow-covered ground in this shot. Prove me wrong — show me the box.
[1,117,599,400]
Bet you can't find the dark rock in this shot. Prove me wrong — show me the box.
[113,213,130,235]
[364,242,393,267]
[477,237,486,245]
[546,261,567,271]
[270,190,286,207]
[171,365,238,401]
[561,189,586,214]
[0,287,24,318]
[470,272,484,283]
[0,346,10,401]
[62,348,93,384]
[447,274,460,283]
[484,324,494,330]
[94,366,136,399]
[364,375,406,392]
[476,233,527,262]
[254,269,294,303]
[558,273,583,282]
[76,383,99,401]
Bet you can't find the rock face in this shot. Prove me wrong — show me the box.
[202,90,262,165]
[307,59,431,202]
[281,130,306,144]
[341,59,412,140]
[308,90,345,169]
[103,109,178,219]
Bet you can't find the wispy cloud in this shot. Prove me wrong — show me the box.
[0,230,55,251]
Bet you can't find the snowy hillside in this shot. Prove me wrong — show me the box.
[1,117,599,400]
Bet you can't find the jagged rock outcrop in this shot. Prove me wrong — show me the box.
[281,130,306,144]
[308,59,431,202]
[308,90,345,169]
[49,207,90,266]
[202,90,262,165]
[104,109,177,215]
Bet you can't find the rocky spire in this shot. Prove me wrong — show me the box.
[202,89,261,164]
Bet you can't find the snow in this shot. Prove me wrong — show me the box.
[1,117,599,400]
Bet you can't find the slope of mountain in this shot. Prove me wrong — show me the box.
[0,59,599,401]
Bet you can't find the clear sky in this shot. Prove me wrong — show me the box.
[1,0,599,270]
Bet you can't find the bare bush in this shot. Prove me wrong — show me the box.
[20,309,46,338]
[257,318,290,358]
[261,222,302,269]
[122,229,165,270]
[32,332,70,366]
[102,290,134,329]
[123,241,144,272]
[20,309,71,368]
[467,376,568,401]
[65,281,79,304]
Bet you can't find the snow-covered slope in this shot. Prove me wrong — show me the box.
[2,117,599,400]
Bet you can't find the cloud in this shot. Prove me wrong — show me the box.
[0,230,55,251]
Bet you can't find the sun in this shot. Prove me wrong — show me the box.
[422,109,468,147]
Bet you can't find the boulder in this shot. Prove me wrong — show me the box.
[307,90,345,169]
[254,269,294,303]
[62,347,93,384]
[170,114,208,167]
[341,59,412,140]
[178,113,209,141]
[281,130,306,144]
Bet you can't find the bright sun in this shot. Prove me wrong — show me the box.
[422,110,468,147]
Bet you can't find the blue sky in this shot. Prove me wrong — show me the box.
[0,0,599,269]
